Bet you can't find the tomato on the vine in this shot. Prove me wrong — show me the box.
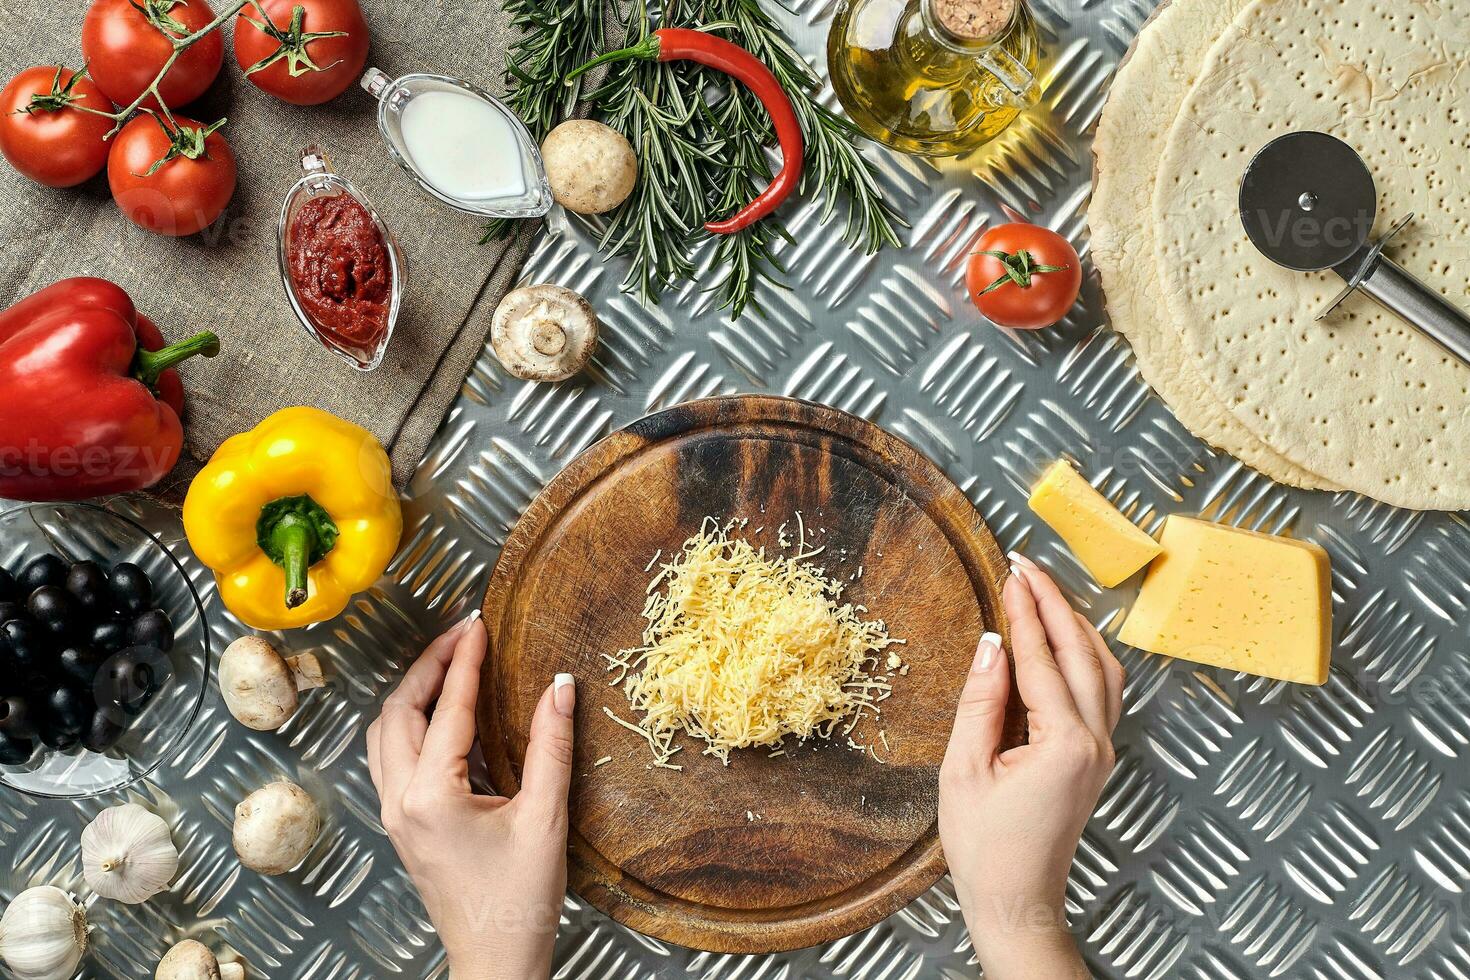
[234,0,370,106]
[108,114,236,237]
[0,67,115,187]
[966,222,1082,330]
[82,0,225,109]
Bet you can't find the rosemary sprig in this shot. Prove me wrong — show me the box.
[482,0,604,244]
[592,57,718,304]
[695,61,791,317]
[492,0,902,317]
[696,0,902,254]
[501,0,605,140]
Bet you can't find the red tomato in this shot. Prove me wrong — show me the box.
[234,0,370,105]
[108,114,236,236]
[966,222,1082,330]
[0,67,115,187]
[82,0,224,109]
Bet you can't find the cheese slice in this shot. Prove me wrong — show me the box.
[1028,460,1161,587]
[1119,516,1331,685]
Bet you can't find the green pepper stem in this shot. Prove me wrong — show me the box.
[268,516,316,609]
[564,34,661,83]
[134,331,221,388]
[256,494,339,612]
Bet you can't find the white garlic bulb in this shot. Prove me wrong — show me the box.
[0,885,88,980]
[81,803,180,904]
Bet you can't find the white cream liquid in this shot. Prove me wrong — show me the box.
[399,89,527,202]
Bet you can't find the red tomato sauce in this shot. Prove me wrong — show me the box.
[287,193,391,351]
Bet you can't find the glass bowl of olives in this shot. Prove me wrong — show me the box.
[0,502,210,799]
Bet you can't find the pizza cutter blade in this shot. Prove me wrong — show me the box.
[1239,131,1470,366]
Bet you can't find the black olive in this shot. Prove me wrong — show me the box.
[45,688,89,735]
[56,646,103,686]
[0,601,25,626]
[36,726,79,752]
[82,709,125,753]
[1,620,45,672]
[0,695,35,738]
[128,609,175,652]
[27,585,74,625]
[64,560,109,613]
[0,731,34,765]
[90,617,130,654]
[108,563,153,615]
[17,554,66,593]
[0,567,16,602]
[100,653,157,715]
[16,669,52,698]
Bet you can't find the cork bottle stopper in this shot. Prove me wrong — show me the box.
[932,0,1016,41]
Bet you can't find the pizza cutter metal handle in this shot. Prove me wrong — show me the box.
[1321,211,1470,366]
[1355,254,1470,366]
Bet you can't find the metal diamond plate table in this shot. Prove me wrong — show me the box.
[5,0,1470,977]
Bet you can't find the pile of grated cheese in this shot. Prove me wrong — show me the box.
[603,517,903,769]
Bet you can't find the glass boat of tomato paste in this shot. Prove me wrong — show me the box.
[277,147,404,371]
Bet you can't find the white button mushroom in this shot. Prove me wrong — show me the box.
[155,940,244,980]
[540,119,638,215]
[491,284,599,382]
[219,637,325,731]
[232,781,320,876]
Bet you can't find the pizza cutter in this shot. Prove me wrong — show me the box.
[1239,130,1470,366]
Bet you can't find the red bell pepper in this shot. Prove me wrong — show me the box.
[0,277,220,501]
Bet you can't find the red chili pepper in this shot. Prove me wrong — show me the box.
[0,278,220,501]
[568,28,805,234]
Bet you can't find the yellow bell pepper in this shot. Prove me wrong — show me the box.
[183,407,403,631]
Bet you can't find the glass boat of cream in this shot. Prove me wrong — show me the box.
[360,68,553,219]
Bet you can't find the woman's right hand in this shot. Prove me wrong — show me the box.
[938,552,1123,980]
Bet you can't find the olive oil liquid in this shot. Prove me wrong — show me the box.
[828,0,1040,156]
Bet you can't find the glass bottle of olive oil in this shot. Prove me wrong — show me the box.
[828,0,1040,156]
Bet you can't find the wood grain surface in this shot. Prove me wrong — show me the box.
[478,395,1018,953]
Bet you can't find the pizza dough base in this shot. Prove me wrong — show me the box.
[1090,0,1338,491]
[1152,0,1470,511]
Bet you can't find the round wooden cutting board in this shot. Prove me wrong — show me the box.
[478,395,1018,953]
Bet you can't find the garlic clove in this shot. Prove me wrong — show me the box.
[81,803,180,904]
[0,885,88,980]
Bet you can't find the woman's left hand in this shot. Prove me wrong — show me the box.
[366,612,576,980]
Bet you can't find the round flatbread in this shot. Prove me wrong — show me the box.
[1091,0,1338,490]
[1152,0,1470,510]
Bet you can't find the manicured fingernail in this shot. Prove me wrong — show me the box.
[975,631,1002,671]
[553,673,576,717]
[1008,550,1037,570]
[457,609,481,632]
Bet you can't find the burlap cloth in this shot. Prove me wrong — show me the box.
[0,0,537,495]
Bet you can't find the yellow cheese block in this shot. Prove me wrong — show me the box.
[1119,516,1331,685]
[1028,459,1162,587]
